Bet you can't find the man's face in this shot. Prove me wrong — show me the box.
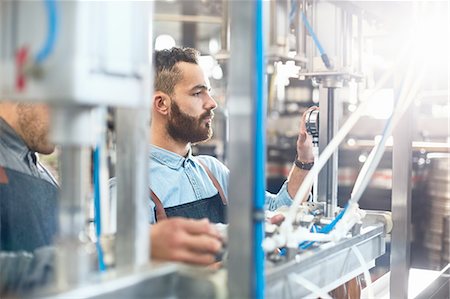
[166,62,217,144]
[17,103,55,154]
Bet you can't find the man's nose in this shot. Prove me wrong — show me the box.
[205,94,218,111]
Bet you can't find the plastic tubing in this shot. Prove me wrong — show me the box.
[280,40,414,236]
[350,54,426,205]
[254,0,266,297]
[93,146,106,272]
[36,0,58,63]
[283,65,395,230]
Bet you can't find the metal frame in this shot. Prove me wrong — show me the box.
[266,224,385,298]
[390,87,413,299]
[115,108,150,268]
[227,0,257,297]
[318,86,339,217]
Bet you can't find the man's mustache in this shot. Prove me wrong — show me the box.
[200,111,214,120]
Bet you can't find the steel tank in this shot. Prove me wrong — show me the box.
[423,154,450,268]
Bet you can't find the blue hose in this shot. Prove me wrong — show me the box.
[289,0,298,23]
[299,205,348,250]
[254,0,266,297]
[93,146,106,272]
[301,12,331,69]
[35,0,58,63]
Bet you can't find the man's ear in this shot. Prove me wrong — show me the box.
[153,92,171,116]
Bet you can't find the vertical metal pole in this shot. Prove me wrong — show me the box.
[115,108,150,269]
[318,87,338,217]
[305,0,315,72]
[220,0,229,53]
[57,146,92,287]
[357,13,363,74]
[295,0,307,60]
[114,1,152,269]
[228,0,260,297]
[52,106,95,288]
[390,97,413,299]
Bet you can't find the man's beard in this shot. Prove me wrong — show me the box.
[166,100,213,144]
[17,104,54,154]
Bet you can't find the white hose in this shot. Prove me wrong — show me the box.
[288,273,333,299]
[351,245,374,299]
[267,39,414,248]
[282,51,403,232]
[311,146,319,203]
[350,52,426,205]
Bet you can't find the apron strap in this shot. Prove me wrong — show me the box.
[150,189,168,220]
[197,159,228,205]
[0,166,9,184]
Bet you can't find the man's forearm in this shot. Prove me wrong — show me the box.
[286,164,310,201]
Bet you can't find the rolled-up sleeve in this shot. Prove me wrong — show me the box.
[265,181,292,211]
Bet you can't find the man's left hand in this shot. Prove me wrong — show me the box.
[296,106,317,163]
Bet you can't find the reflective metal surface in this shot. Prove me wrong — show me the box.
[266,223,385,298]
[227,0,256,297]
[115,108,150,268]
[390,96,413,299]
[424,156,450,267]
[318,86,339,217]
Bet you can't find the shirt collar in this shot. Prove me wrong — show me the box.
[149,144,194,170]
[0,117,31,161]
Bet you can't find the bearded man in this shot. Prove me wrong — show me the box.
[147,47,314,224]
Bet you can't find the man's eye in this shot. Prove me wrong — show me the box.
[193,91,201,96]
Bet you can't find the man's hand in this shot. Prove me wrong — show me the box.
[286,106,318,199]
[150,218,223,265]
[296,106,317,163]
[268,214,285,225]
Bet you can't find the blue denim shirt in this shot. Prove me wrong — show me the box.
[147,145,293,223]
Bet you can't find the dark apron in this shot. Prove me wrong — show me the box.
[150,160,227,224]
[0,166,58,251]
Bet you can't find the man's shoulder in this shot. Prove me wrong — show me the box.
[194,155,229,173]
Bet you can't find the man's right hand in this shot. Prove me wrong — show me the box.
[150,218,222,265]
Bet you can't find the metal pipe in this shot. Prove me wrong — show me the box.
[357,13,363,73]
[115,108,150,269]
[56,146,92,287]
[342,10,348,68]
[318,87,338,218]
[294,0,303,57]
[51,105,96,288]
[220,0,229,53]
[294,0,307,64]
[228,0,259,297]
[269,0,277,53]
[305,0,314,72]
[390,87,413,299]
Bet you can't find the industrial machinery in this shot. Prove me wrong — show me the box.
[0,0,448,298]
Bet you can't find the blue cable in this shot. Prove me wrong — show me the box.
[289,0,298,24]
[93,146,106,272]
[300,12,332,69]
[301,11,324,55]
[289,0,331,68]
[299,205,348,250]
[36,0,58,63]
[254,0,266,297]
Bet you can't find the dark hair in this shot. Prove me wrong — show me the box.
[154,47,199,95]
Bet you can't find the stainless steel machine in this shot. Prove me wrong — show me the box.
[0,0,448,298]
